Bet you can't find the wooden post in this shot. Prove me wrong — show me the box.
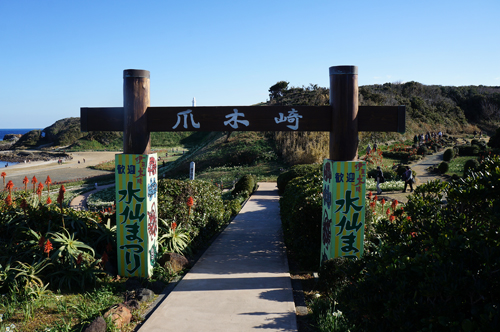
[329,65,358,161]
[123,69,151,154]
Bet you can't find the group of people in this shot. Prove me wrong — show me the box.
[366,142,378,155]
[375,165,414,195]
[414,131,443,145]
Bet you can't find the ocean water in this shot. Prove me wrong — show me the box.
[0,128,38,167]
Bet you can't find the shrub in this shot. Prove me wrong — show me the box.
[157,179,227,249]
[367,168,397,181]
[417,145,428,155]
[487,127,500,149]
[276,163,321,195]
[438,161,449,173]
[280,172,322,270]
[231,174,256,197]
[317,155,500,331]
[443,148,455,161]
[224,199,242,217]
[463,158,480,176]
[458,144,480,156]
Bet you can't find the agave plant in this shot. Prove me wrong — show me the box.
[11,259,51,299]
[48,228,95,266]
[158,218,191,254]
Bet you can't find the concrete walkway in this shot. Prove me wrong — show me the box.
[379,149,447,203]
[138,182,297,332]
[69,184,114,211]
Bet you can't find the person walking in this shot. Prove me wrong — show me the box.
[402,166,414,193]
[376,166,384,195]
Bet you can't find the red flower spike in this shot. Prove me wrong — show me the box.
[391,200,399,210]
[186,196,194,207]
[5,195,12,206]
[46,197,52,205]
[386,208,391,216]
[44,239,53,257]
[390,215,396,222]
[172,222,177,231]
[368,191,373,200]
[6,180,14,192]
[381,198,386,207]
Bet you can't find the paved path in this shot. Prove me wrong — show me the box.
[69,184,115,211]
[138,182,297,332]
[380,149,447,203]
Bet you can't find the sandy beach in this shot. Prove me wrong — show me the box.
[2,151,118,189]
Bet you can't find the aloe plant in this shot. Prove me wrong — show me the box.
[48,229,95,266]
[158,218,191,254]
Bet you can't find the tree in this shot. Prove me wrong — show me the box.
[268,81,289,101]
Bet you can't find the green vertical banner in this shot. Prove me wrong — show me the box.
[115,154,158,277]
[321,160,366,264]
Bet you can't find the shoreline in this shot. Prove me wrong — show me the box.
[0,149,73,163]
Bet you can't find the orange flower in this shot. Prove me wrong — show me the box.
[386,208,391,216]
[46,197,52,205]
[391,200,399,210]
[1,171,6,188]
[187,196,194,207]
[374,195,378,202]
[410,232,417,238]
[381,198,386,208]
[172,221,177,231]
[23,176,29,191]
[31,176,38,192]
[5,194,12,206]
[6,180,14,195]
[44,239,53,257]
[389,215,396,222]
[45,176,52,192]
[368,191,373,200]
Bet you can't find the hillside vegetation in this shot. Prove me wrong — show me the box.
[10,81,500,167]
[265,80,500,164]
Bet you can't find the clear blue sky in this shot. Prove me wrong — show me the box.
[1,0,499,129]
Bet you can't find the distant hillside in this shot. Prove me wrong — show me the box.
[12,117,208,151]
[267,80,500,133]
[265,81,500,164]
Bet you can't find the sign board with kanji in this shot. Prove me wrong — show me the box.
[115,153,158,277]
[321,160,366,262]
[81,66,405,276]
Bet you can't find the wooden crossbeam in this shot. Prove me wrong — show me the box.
[80,105,405,133]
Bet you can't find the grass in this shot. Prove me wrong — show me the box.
[0,283,148,332]
[446,156,473,177]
